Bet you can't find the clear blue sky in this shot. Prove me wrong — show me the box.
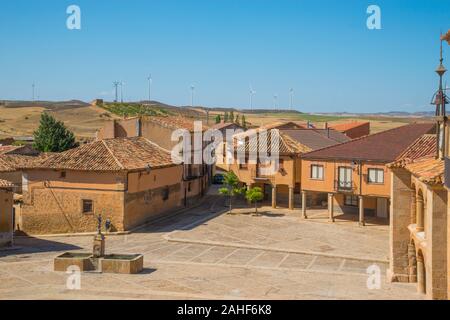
[0,0,449,113]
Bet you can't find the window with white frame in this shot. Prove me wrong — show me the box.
[368,168,384,184]
[310,164,324,180]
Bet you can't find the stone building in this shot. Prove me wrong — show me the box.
[19,137,184,235]
[388,135,446,299]
[327,121,370,139]
[228,123,350,209]
[96,116,212,206]
[388,34,450,300]
[301,123,434,224]
[0,145,43,193]
[0,179,14,247]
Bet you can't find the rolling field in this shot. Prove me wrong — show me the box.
[0,102,432,140]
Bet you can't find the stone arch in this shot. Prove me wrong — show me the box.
[407,239,417,283]
[417,249,426,294]
[416,188,425,233]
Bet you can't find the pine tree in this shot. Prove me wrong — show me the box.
[215,115,221,124]
[229,111,235,123]
[235,114,240,124]
[241,115,247,128]
[224,112,229,123]
[33,113,78,152]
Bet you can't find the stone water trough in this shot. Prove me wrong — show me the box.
[54,216,144,274]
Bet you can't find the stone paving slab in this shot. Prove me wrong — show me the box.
[166,209,390,262]
[0,196,422,300]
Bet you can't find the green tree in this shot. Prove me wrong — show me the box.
[241,115,247,129]
[235,114,240,124]
[33,113,78,152]
[219,171,244,213]
[215,114,221,124]
[229,111,235,123]
[224,112,229,123]
[245,187,264,215]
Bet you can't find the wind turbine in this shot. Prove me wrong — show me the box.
[249,85,256,110]
[147,75,152,102]
[273,94,278,110]
[113,81,120,102]
[190,85,195,107]
[32,83,35,101]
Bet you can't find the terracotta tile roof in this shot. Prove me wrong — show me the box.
[0,146,21,154]
[210,122,244,131]
[26,137,176,172]
[0,179,14,189]
[281,129,350,150]
[302,123,435,162]
[389,134,437,168]
[404,156,444,185]
[0,154,47,172]
[329,122,370,132]
[142,116,209,132]
[260,121,305,130]
[0,157,14,172]
[234,129,310,155]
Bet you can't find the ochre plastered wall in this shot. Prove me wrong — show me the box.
[0,189,13,246]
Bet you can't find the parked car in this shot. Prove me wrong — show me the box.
[213,173,225,185]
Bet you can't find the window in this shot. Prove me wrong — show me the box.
[310,165,324,180]
[82,200,93,214]
[368,168,384,184]
[60,171,66,178]
[344,195,359,207]
[338,167,352,190]
[162,187,170,201]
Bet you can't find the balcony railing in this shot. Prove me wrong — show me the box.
[334,180,355,192]
[251,166,275,182]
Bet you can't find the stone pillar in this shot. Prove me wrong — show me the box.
[388,168,413,283]
[359,196,365,226]
[328,193,335,222]
[288,187,294,210]
[93,234,105,258]
[301,191,307,219]
[272,185,277,209]
[416,196,424,232]
[410,190,417,225]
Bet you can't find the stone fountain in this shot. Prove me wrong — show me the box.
[54,215,144,274]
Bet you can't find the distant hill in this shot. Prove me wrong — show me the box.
[1,100,89,110]
[313,110,435,118]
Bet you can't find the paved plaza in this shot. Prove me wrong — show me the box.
[0,194,422,300]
